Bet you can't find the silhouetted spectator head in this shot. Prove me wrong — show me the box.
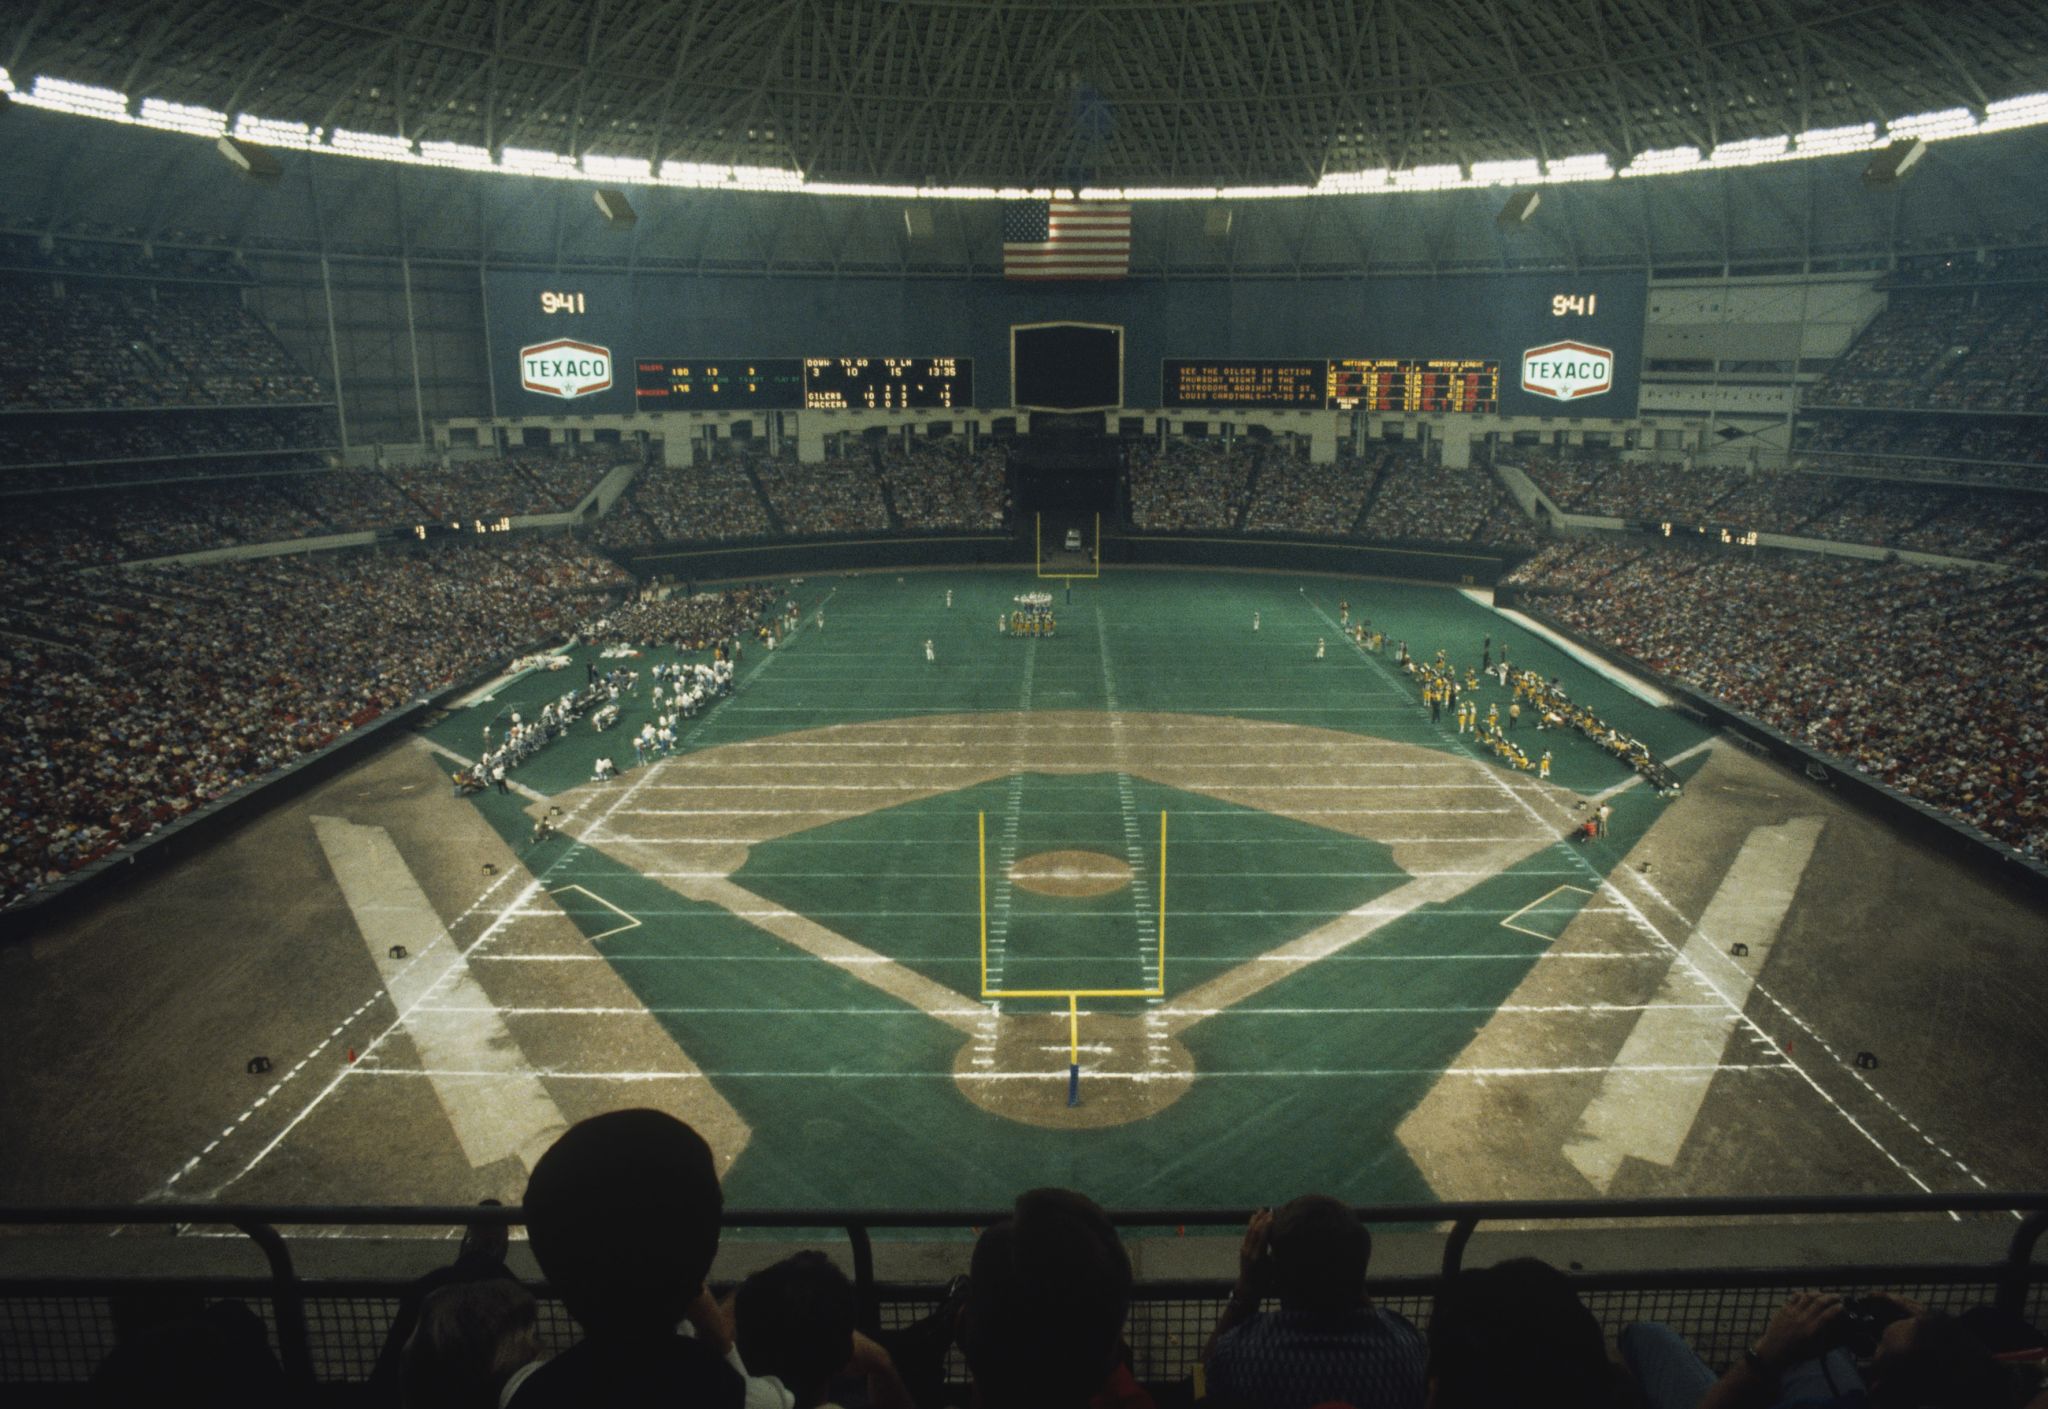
[963,1187,1133,1409]
[90,1299,289,1409]
[1868,1312,2006,1409]
[1267,1194,1370,1315]
[733,1252,858,1409]
[1427,1259,1616,1409]
[401,1279,542,1409]
[522,1109,723,1340]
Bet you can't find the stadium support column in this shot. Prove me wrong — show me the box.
[796,414,826,464]
[401,249,428,451]
[479,263,500,422]
[319,252,350,455]
[1439,420,1472,469]
[1309,415,1337,464]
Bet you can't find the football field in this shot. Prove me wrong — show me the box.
[10,566,2042,1212]
[286,568,2002,1209]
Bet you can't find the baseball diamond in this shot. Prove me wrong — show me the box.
[6,569,2042,1212]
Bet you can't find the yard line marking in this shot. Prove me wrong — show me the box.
[345,1063,1793,1082]
[419,1001,1730,1017]
[470,950,1680,963]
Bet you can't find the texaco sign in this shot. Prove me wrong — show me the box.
[519,339,613,399]
[1520,340,1614,400]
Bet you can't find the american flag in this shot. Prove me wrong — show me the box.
[1002,199,1131,279]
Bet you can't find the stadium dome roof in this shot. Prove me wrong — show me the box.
[14,0,2048,189]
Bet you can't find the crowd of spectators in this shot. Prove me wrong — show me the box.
[0,455,634,564]
[1509,453,2048,567]
[1792,415,2048,488]
[1131,437,1542,547]
[0,538,632,909]
[1507,539,2048,860]
[0,406,339,469]
[0,233,250,283]
[105,1106,2040,1409]
[754,448,892,535]
[590,438,1009,549]
[594,457,775,548]
[586,582,784,653]
[0,275,324,409]
[1129,438,1257,529]
[877,438,1010,531]
[1809,285,2048,413]
[1243,449,1370,535]
[385,454,626,520]
[1362,458,1541,547]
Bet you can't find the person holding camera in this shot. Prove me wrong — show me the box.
[1199,1197,1425,1409]
[1619,1290,2007,1409]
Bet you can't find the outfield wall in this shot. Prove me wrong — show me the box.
[1115,532,1512,586]
[621,532,1027,581]
[1501,590,2048,899]
[617,530,1513,588]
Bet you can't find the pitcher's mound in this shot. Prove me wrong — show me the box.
[1010,850,1132,897]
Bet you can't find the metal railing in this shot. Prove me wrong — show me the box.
[2,1193,2043,1393]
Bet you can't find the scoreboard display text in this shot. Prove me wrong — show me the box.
[634,359,804,410]
[1163,358,1498,412]
[803,357,970,410]
[632,357,970,410]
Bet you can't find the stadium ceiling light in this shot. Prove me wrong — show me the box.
[1887,106,1980,141]
[1621,145,1704,177]
[1707,134,1792,167]
[501,145,579,176]
[1795,122,1879,156]
[586,153,655,184]
[1541,153,1615,182]
[1390,163,1465,190]
[13,67,2048,201]
[1314,168,1392,193]
[234,114,322,151]
[28,75,128,121]
[1470,158,1543,186]
[138,97,227,138]
[328,127,414,160]
[1982,92,2048,132]
[417,140,494,171]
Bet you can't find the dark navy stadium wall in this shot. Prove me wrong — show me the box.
[485,271,1646,419]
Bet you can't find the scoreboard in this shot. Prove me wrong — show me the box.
[1161,361,1326,410]
[803,357,970,410]
[1163,358,1498,411]
[634,359,804,409]
[632,356,970,410]
[1327,358,1498,413]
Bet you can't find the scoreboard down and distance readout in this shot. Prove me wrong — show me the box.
[633,357,971,410]
[1161,358,1499,412]
[803,357,969,410]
